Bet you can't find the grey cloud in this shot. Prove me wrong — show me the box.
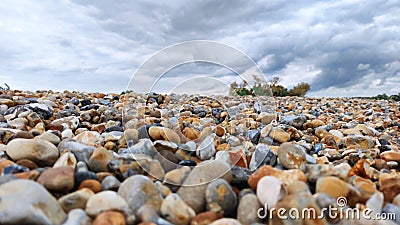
[0,0,399,96]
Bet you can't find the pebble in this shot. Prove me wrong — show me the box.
[6,138,59,166]
[0,179,66,225]
[278,142,306,169]
[92,210,126,225]
[101,175,121,191]
[177,160,232,213]
[58,141,95,163]
[74,131,101,146]
[0,91,399,224]
[268,127,290,143]
[54,151,77,169]
[118,175,163,213]
[209,218,242,225]
[149,126,181,144]
[58,188,95,212]
[196,134,216,160]
[75,161,98,188]
[379,174,400,202]
[256,176,285,208]
[236,192,261,225]
[161,193,195,225]
[249,143,277,170]
[35,131,61,145]
[88,147,112,172]
[37,166,75,192]
[248,165,307,189]
[62,209,92,225]
[86,191,129,216]
[78,179,102,193]
[316,176,351,199]
[205,178,237,216]
[164,166,191,186]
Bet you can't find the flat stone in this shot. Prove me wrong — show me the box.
[6,138,59,166]
[190,211,221,225]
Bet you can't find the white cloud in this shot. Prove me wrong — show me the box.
[0,0,399,96]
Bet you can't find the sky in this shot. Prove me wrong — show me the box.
[0,0,399,97]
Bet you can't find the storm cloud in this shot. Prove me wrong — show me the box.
[0,0,399,96]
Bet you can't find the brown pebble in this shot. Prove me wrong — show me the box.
[14,170,41,180]
[92,210,126,225]
[78,179,102,193]
[13,131,34,139]
[15,159,38,170]
[190,211,221,225]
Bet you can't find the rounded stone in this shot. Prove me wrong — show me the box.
[177,160,232,213]
[6,138,59,166]
[78,179,102,193]
[0,179,66,225]
[210,218,242,225]
[257,176,285,208]
[37,166,75,192]
[92,210,126,225]
[205,179,237,216]
[237,193,261,225]
[161,193,195,225]
[63,209,93,225]
[58,188,95,212]
[278,143,306,169]
[101,175,121,191]
[88,147,113,172]
[35,131,61,145]
[190,211,221,225]
[86,191,128,217]
[117,175,163,213]
[149,126,181,144]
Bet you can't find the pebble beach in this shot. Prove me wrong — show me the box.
[0,89,400,225]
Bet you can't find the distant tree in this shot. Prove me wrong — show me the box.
[230,76,311,97]
[288,82,311,97]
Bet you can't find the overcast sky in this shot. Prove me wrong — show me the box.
[0,0,399,97]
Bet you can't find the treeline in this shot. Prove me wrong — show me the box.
[369,93,400,101]
[229,76,310,97]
